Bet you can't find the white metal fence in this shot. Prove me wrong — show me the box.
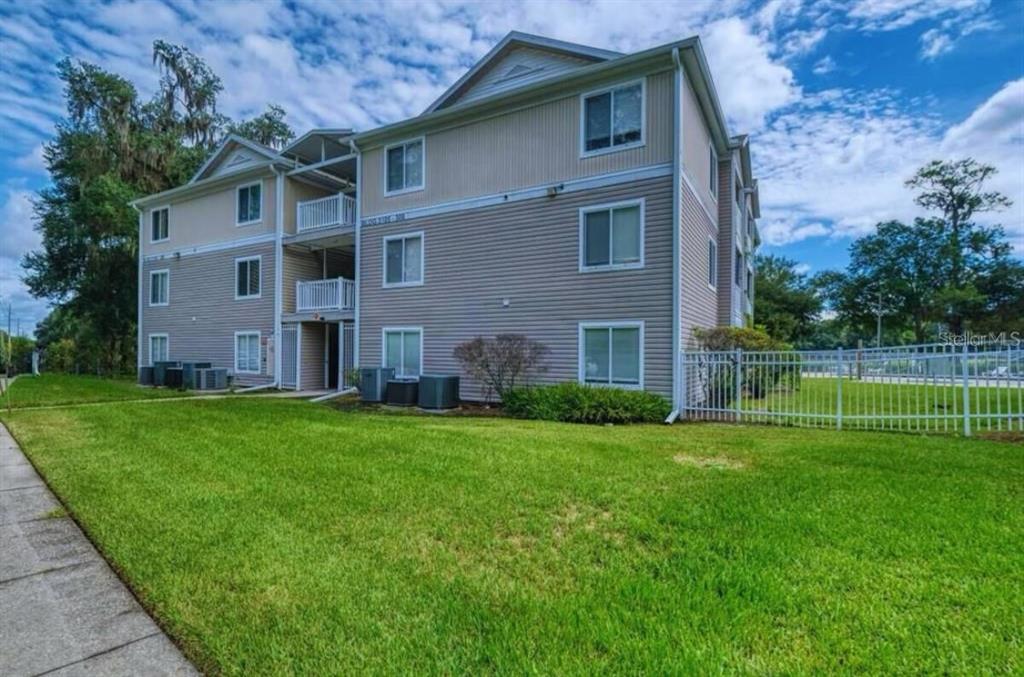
[679,342,1023,436]
[296,277,355,312]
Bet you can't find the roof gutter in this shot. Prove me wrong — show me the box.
[666,46,684,425]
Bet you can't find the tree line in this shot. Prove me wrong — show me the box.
[755,159,1022,349]
[22,42,295,374]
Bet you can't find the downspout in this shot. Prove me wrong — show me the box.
[132,205,144,375]
[350,139,362,368]
[271,168,286,389]
[666,47,684,424]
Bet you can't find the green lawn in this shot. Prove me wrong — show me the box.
[2,398,1021,674]
[738,376,1023,434]
[1,373,195,409]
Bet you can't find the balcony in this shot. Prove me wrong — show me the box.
[296,277,355,312]
[296,194,356,233]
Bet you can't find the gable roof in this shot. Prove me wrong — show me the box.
[424,31,622,114]
[189,134,283,184]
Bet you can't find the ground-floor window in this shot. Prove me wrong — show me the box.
[383,327,422,378]
[235,331,261,374]
[149,333,168,365]
[579,321,643,388]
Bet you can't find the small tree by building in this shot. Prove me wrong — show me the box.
[452,335,549,402]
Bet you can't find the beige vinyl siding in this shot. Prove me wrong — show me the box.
[360,175,674,400]
[299,322,326,390]
[454,46,593,106]
[716,158,735,325]
[679,177,719,349]
[141,242,275,385]
[282,248,322,314]
[361,70,675,217]
[143,175,276,256]
[681,75,717,219]
[284,179,334,234]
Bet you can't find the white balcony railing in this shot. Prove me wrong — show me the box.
[296,194,356,233]
[296,277,355,312]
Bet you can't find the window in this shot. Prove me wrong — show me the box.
[235,256,261,299]
[707,239,717,289]
[580,200,644,271]
[236,182,262,225]
[235,332,261,374]
[709,143,719,197]
[385,138,424,194]
[579,322,643,388]
[383,232,423,287]
[149,270,169,306]
[581,80,644,155]
[746,266,754,297]
[149,334,168,365]
[735,248,744,285]
[151,207,169,242]
[383,328,422,378]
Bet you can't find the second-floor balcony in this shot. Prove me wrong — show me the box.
[296,194,356,234]
[296,277,355,312]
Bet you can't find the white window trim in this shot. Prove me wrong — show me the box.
[707,237,718,291]
[709,143,719,202]
[577,321,645,390]
[150,205,170,244]
[578,198,645,273]
[381,326,424,379]
[148,333,169,366]
[235,181,263,226]
[579,77,646,159]
[381,231,425,288]
[234,330,261,374]
[149,269,169,307]
[383,136,426,197]
[234,255,262,300]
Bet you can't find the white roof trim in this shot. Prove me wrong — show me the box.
[423,31,621,114]
[281,128,354,156]
[189,134,282,184]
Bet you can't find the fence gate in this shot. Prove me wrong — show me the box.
[280,326,298,389]
[678,341,1023,436]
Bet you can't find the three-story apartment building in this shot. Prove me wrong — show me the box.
[132,31,760,409]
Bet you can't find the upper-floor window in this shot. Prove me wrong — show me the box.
[580,200,643,272]
[385,138,424,194]
[235,256,261,299]
[746,266,754,297]
[151,207,169,243]
[150,270,169,306]
[236,182,262,225]
[707,238,717,289]
[735,248,744,286]
[383,327,422,378]
[581,80,644,156]
[709,143,719,198]
[383,232,424,287]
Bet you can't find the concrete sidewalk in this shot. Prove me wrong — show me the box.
[0,424,197,676]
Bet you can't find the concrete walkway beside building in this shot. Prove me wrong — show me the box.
[0,424,196,676]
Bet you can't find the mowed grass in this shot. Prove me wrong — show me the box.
[2,373,194,409]
[739,376,1023,433]
[3,398,1022,674]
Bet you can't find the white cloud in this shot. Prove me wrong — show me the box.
[0,185,48,333]
[920,28,954,59]
[13,144,46,175]
[812,56,836,75]
[847,0,989,31]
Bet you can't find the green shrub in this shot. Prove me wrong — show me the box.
[503,382,671,424]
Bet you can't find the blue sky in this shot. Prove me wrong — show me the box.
[1,0,1022,334]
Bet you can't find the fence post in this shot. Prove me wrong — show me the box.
[961,341,971,437]
[734,348,742,422]
[679,349,687,418]
[836,347,843,430]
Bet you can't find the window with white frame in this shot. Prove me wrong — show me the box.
[707,239,717,288]
[580,322,643,388]
[709,143,719,197]
[383,328,422,378]
[149,334,168,365]
[235,332,261,373]
[235,256,261,298]
[151,207,169,242]
[735,248,744,285]
[580,201,643,271]
[582,80,643,154]
[746,266,754,297]
[149,270,169,306]
[385,138,424,194]
[236,182,262,225]
[383,233,423,287]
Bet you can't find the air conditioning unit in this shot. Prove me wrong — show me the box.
[181,362,214,389]
[138,366,154,386]
[152,361,181,387]
[386,379,419,406]
[164,367,184,389]
[360,368,395,402]
[418,375,460,409]
[195,368,228,390]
